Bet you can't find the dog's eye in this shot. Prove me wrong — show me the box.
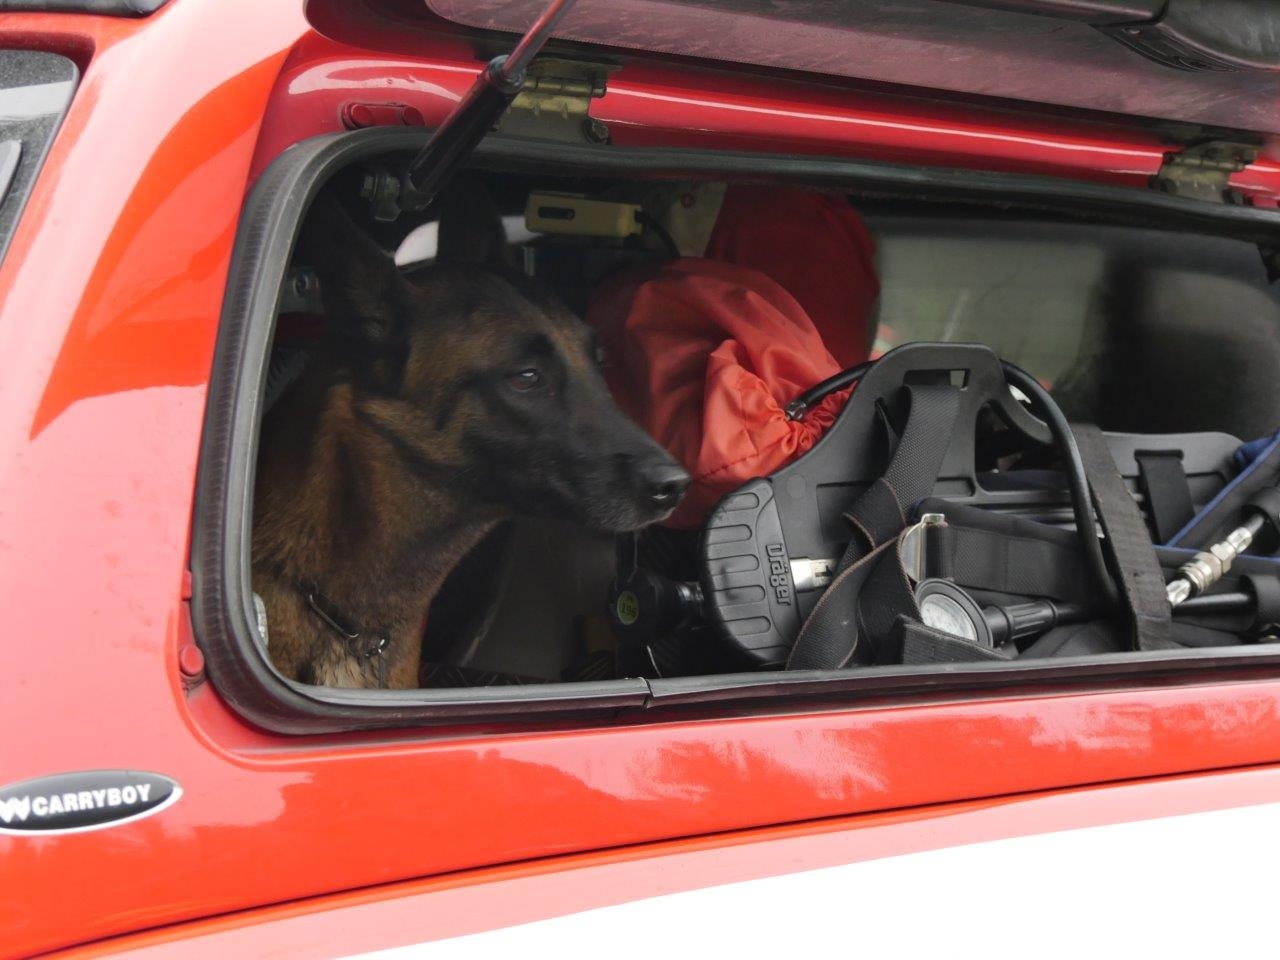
[506,368,542,392]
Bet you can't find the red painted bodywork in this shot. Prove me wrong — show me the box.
[2,1,1280,957]
[47,764,1280,958]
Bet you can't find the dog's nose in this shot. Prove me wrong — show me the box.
[640,462,691,507]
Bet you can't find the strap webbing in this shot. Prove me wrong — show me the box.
[915,497,1093,605]
[787,385,961,671]
[840,384,962,564]
[785,540,902,670]
[942,524,1093,605]
[1073,425,1176,651]
[1136,451,1195,544]
[897,618,1014,664]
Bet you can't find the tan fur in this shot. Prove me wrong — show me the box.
[252,366,502,689]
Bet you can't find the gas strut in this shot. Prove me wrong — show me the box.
[367,0,580,219]
[1166,488,1280,606]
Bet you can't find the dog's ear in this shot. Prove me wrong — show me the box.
[296,190,405,346]
[435,175,509,266]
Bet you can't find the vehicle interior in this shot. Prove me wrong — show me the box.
[246,153,1280,686]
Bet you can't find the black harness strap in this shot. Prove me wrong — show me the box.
[946,526,1092,605]
[788,384,961,671]
[856,537,922,664]
[1073,425,1176,651]
[786,540,898,670]
[897,617,1015,664]
[917,497,1094,606]
[840,384,962,564]
[1136,451,1195,544]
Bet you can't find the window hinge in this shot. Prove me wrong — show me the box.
[1152,140,1259,204]
[495,56,618,145]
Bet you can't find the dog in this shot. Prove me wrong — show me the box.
[252,182,689,689]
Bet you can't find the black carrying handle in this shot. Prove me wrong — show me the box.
[787,358,1053,446]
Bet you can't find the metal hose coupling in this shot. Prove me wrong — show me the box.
[1166,526,1255,606]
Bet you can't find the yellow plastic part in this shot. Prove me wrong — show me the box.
[524,192,643,238]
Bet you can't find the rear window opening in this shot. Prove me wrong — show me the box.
[193,127,1280,732]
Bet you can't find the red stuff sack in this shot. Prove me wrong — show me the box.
[705,185,879,369]
[588,258,851,528]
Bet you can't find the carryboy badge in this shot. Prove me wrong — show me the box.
[0,771,181,836]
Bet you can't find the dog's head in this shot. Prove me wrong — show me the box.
[298,180,689,532]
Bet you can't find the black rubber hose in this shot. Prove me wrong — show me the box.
[1175,591,1253,615]
[784,361,872,420]
[1000,360,1121,610]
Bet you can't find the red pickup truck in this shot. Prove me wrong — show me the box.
[5,1,1280,956]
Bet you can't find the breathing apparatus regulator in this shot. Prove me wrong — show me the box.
[610,341,1280,672]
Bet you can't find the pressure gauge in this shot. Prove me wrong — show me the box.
[914,579,994,647]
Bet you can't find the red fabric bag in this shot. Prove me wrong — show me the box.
[705,186,879,369]
[588,258,852,528]
[587,187,879,527]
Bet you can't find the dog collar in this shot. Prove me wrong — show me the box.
[298,581,391,662]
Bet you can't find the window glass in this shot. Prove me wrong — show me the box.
[0,50,78,266]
